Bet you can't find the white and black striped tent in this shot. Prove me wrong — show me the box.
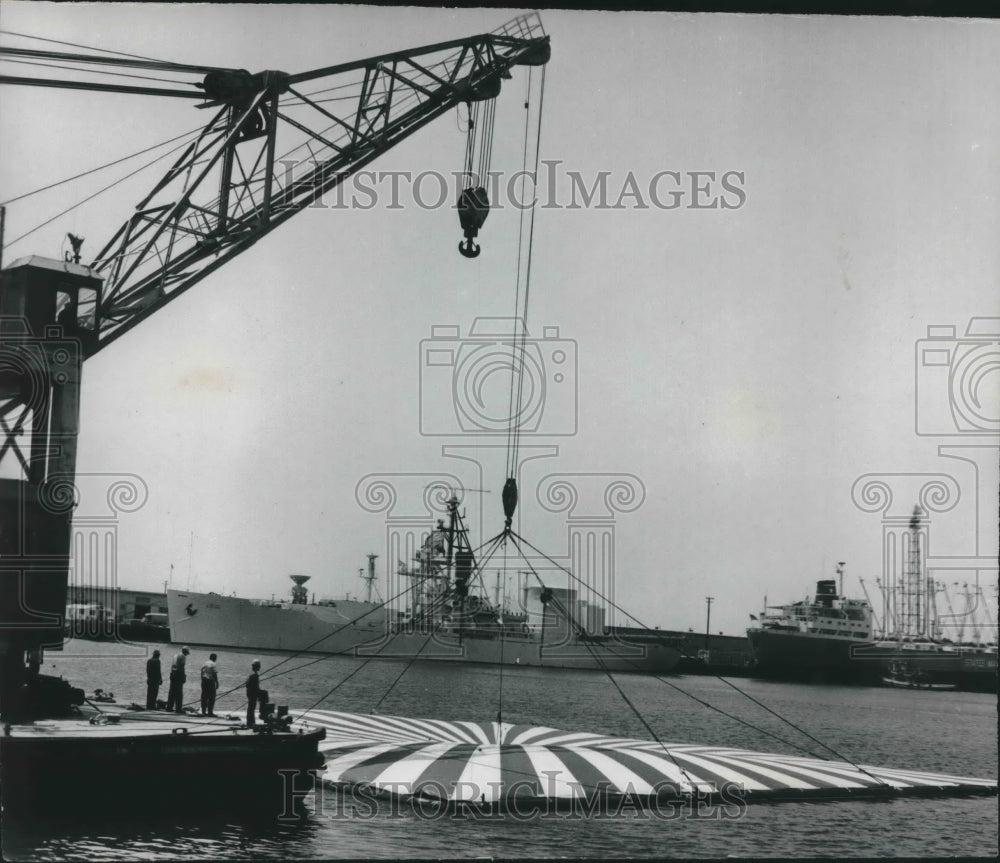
[297,709,997,805]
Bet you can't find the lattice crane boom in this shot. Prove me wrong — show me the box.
[0,13,549,356]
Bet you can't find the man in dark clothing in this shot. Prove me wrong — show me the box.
[166,646,190,713]
[145,649,163,709]
[245,660,261,728]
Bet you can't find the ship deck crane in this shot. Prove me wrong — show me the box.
[0,13,549,718]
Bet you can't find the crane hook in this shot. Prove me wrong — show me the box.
[456,185,489,259]
[458,238,481,258]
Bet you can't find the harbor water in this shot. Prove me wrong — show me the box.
[4,639,997,860]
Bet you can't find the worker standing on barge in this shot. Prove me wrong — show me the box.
[145,649,162,709]
[200,653,218,716]
[166,646,189,712]
[245,660,261,728]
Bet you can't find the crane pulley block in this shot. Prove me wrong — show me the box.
[455,73,503,103]
[199,68,288,107]
[501,477,518,527]
[457,186,490,258]
[513,38,551,67]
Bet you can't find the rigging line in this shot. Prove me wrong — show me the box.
[496,543,507,725]
[567,637,828,760]
[514,64,545,470]
[510,554,698,791]
[294,581,458,721]
[508,66,546,477]
[713,676,891,788]
[532,569,830,775]
[648,671,827,761]
[505,530,830,760]
[1,133,202,251]
[285,76,366,100]
[227,590,445,712]
[0,56,196,85]
[201,564,452,704]
[368,595,455,716]
[294,653,381,720]
[516,507,893,793]
[506,68,534,480]
[254,564,451,683]
[508,526,665,637]
[0,124,204,206]
[0,29,176,65]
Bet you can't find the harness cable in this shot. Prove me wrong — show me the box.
[505,527,892,788]
[298,585,459,721]
[551,596,701,796]
[368,588,458,715]
[186,562,456,715]
[496,543,506,726]
[357,516,508,721]
[256,513,511,719]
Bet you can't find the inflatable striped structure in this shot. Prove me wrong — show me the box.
[297,710,997,806]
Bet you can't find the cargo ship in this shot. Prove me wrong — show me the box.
[748,509,997,691]
[168,497,680,674]
[747,571,881,684]
[748,581,997,690]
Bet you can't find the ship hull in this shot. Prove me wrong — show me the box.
[856,642,998,692]
[168,590,680,674]
[747,629,882,684]
[749,629,998,691]
[357,629,680,673]
[168,590,387,654]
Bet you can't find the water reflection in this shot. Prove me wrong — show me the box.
[3,796,323,861]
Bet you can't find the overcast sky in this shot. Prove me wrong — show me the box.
[1,4,997,638]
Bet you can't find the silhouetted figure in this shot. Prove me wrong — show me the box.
[166,646,189,713]
[245,660,261,728]
[146,649,163,709]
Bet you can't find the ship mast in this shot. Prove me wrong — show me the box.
[902,505,925,639]
[361,553,379,604]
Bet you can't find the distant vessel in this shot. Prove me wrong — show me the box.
[168,497,680,674]
[747,567,880,683]
[748,510,998,692]
[882,660,957,691]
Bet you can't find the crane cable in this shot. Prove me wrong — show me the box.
[0,56,196,86]
[0,124,205,207]
[0,29,178,65]
[0,129,204,253]
[505,64,545,486]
